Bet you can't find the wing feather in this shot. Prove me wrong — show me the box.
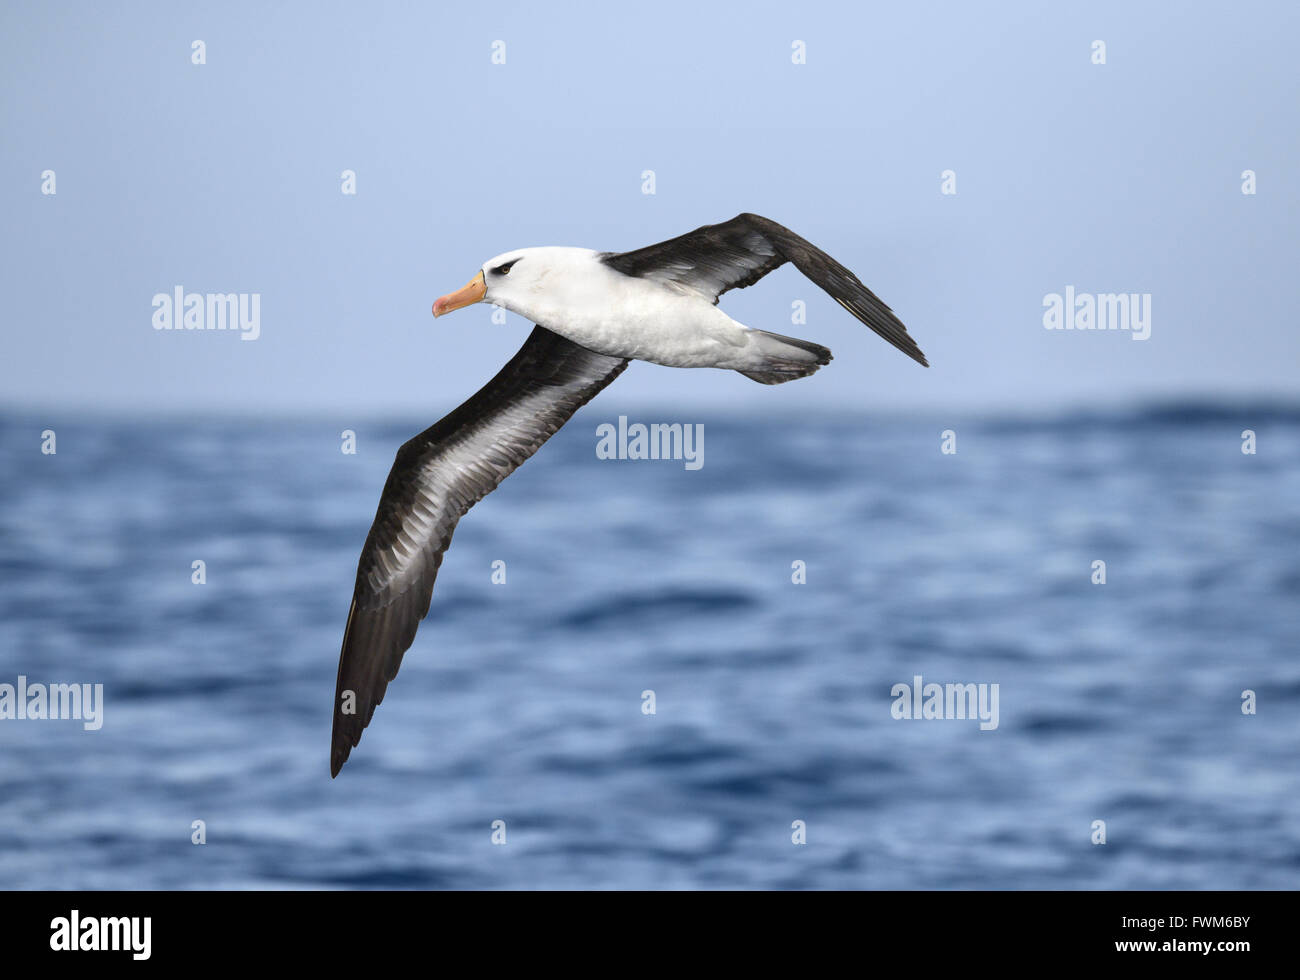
[330,326,629,776]
[600,212,928,366]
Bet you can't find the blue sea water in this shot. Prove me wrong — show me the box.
[0,403,1297,890]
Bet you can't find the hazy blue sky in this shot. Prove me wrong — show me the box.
[2,1,1296,417]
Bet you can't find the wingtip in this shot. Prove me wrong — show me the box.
[330,741,348,778]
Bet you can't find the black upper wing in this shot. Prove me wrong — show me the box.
[600,212,927,366]
[331,326,629,776]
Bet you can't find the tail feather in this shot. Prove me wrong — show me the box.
[738,329,832,385]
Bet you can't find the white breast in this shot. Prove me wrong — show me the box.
[505,249,753,369]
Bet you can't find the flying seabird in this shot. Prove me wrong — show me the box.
[330,212,927,776]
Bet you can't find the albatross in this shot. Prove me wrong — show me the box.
[330,212,927,776]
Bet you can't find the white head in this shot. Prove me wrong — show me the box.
[432,247,595,323]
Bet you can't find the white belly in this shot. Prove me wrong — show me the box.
[514,254,756,369]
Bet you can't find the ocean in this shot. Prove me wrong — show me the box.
[1,403,1297,889]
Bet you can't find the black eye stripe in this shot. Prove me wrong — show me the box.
[493,260,518,276]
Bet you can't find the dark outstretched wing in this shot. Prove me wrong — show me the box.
[600,212,927,367]
[331,326,629,776]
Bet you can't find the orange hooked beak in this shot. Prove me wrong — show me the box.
[432,270,486,317]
